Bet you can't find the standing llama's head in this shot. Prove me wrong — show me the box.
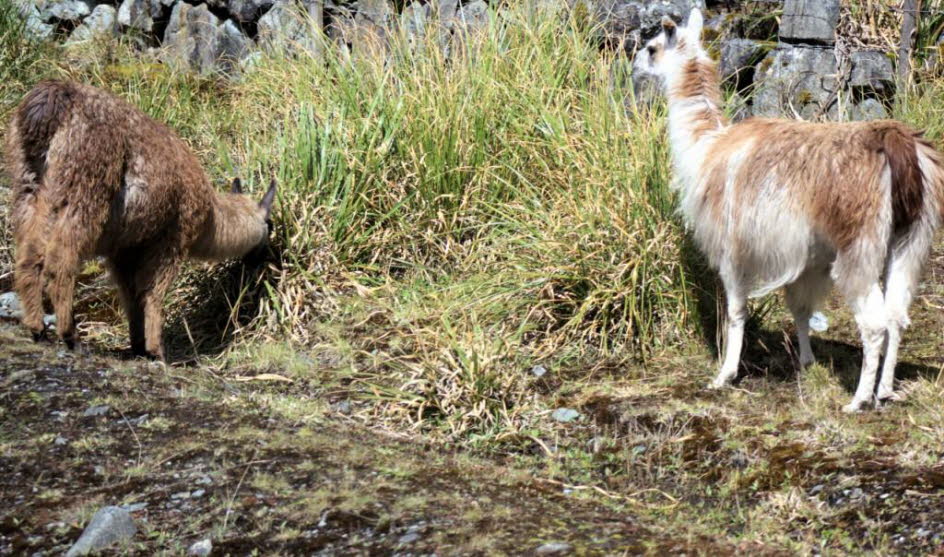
[633,9,706,91]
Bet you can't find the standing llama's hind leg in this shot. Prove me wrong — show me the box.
[876,237,930,404]
[709,276,748,389]
[844,282,887,413]
[784,267,832,369]
[43,224,88,350]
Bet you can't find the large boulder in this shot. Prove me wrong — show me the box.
[162,2,251,74]
[37,0,91,23]
[592,0,706,51]
[68,4,117,42]
[779,0,839,45]
[752,45,892,121]
[718,38,768,91]
[228,0,276,23]
[257,0,323,56]
[752,46,839,119]
[12,1,55,40]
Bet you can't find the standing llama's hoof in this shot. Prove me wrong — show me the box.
[843,397,873,414]
[707,376,733,390]
[31,328,49,343]
[875,390,906,408]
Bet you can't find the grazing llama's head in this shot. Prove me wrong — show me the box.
[633,8,706,92]
[224,177,277,262]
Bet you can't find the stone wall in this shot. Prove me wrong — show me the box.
[14,0,898,120]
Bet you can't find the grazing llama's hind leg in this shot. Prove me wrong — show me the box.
[844,282,887,413]
[709,272,747,389]
[784,267,832,369]
[133,244,181,361]
[109,257,146,356]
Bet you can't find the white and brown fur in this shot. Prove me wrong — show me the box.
[4,80,276,361]
[635,10,944,411]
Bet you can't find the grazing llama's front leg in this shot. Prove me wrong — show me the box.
[14,234,48,341]
[43,228,82,350]
[709,278,748,389]
[845,283,887,413]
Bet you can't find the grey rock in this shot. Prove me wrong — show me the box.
[258,0,323,56]
[849,50,895,95]
[228,0,275,23]
[719,38,767,87]
[163,2,250,74]
[188,538,212,556]
[400,1,430,42]
[0,292,23,319]
[752,46,840,120]
[455,0,488,29]
[592,0,706,51]
[83,405,110,417]
[13,1,55,39]
[780,0,839,45]
[530,365,547,378]
[398,532,421,544]
[39,0,91,22]
[851,98,888,121]
[536,542,573,555]
[191,489,206,498]
[551,408,581,423]
[69,4,117,42]
[117,0,155,32]
[54,435,69,446]
[43,314,57,327]
[65,506,136,556]
[120,502,148,512]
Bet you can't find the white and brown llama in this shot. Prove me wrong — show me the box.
[5,80,276,361]
[635,9,944,411]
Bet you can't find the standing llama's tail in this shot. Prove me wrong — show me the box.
[13,80,78,181]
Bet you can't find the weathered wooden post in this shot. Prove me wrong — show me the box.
[897,0,922,86]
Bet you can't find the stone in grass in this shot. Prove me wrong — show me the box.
[536,541,573,554]
[551,408,580,423]
[188,538,212,556]
[65,506,136,556]
[530,365,547,378]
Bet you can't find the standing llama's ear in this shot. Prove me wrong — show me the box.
[661,16,677,48]
[687,8,704,42]
[259,179,277,218]
[231,177,243,194]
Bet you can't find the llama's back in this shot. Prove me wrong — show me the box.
[692,118,942,297]
[5,80,215,256]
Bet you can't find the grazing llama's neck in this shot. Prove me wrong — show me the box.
[190,193,265,261]
[664,56,728,188]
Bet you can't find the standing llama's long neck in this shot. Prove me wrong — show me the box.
[664,56,728,187]
[189,193,267,261]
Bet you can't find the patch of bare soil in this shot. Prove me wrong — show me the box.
[0,323,739,555]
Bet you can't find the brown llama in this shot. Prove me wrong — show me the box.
[4,80,276,361]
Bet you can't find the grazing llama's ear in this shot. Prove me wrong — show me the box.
[231,177,243,194]
[661,16,677,48]
[687,8,704,45]
[259,179,277,218]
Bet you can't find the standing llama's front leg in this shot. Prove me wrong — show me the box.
[709,279,747,389]
[134,248,181,362]
[785,268,832,369]
[844,283,887,413]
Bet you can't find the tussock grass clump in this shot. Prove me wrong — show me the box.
[2,3,694,439]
